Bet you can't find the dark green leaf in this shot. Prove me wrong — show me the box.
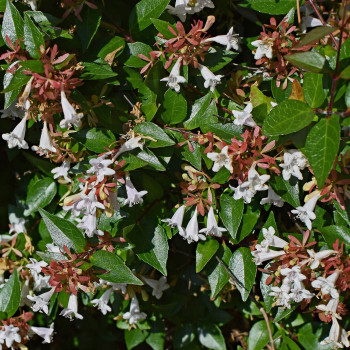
[262,100,315,136]
[196,238,219,272]
[0,270,20,318]
[285,52,326,73]
[81,60,117,80]
[124,42,153,68]
[270,175,300,207]
[204,47,238,72]
[125,329,148,350]
[24,178,57,216]
[181,141,201,170]
[2,68,30,93]
[319,225,350,248]
[197,323,226,350]
[228,247,257,301]
[24,13,45,58]
[339,65,350,80]
[134,122,175,148]
[90,250,143,285]
[72,128,116,153]
[76,7,101,52]
[248,320,273,350]
[184,92,212,130]
[20,60,44,73]
[207,123,243,143]
[248,0,295,14]
[2,0,24,48]
[302,73,325,108]
[39,209,86,252]
[304,115,340,188]
[151,18,175,39]
[295,26,337,48]
[161,88,187,124]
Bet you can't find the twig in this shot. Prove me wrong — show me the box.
[327,0,349,117]
[306,1,338,49]
[216,257,275,350]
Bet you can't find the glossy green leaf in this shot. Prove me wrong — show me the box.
[125,329,148,350]
[39,209,86,252]
[184,92,212,130]
[248,320,273,350]
[24,13,45,58]
[285,52,326,73]
[319,225,350,248]
[20,60,44,73]
[197,323,226,350]
[24,178,57,216]
[262,100,315,136]
[124,42,153,68]
[304,115,340,188]
[228,247,257,301]
[219,194,244,241]
[0,270,20,318]
[81,60,117,80]
[302,73,325,108]
[72,128,116,153]
[134,122,175,148]
[295,26,337,48]
[248,0,295,14]
[151,18,175,39]
[2,67,30,93]
[2,0,24,48]
[196,238,219,272]
[270,175,300,207]
[90,250,143,285]
[162,88,187,125]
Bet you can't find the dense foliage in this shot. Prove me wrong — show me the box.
[0,0,350,349]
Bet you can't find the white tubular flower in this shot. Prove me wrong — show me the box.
[198,64,223,92]
[311,272,340,299]
[0,99,25,120]
[77,211,103,238]
[289,284,314,303]
[179,208,206,244]
[115,136,144,159]
[123,296,147,325]
[65,190,105,217]
[60,294,84,320]
[232,182,256,203]
[280,266,307,289]
[232,103,257,127]
[2,116,29,149]
[166,0,188,22]
[207,146,233,173]
[251,38,274,60]
[280,149,309,181]
[124,174,148,207]
[32,274,51,292]
[252,249,285,265]
[317,298,340,318]
[32,121,56,154]
[0,325,21,349]
[105,281,127,294]
[262,226,288,249]
[86,155,115,183]
[143,276,170,299]
[160,57,186,93]
[28,324,54,344]
[26,258,48,275]
[46,243,62,253]
[91,289,112,315]
[307,249,337,270]
[162,205,186,228]
[203,27,240,51]
[9,213,26,234]
[199,207,227,237]
[167,0,214,22]
[270,285,292,308]
[51,160,72,183]
[27,287,56,315]
[291,193,321,230]
[60,90,83,129]
[260,187,285,207]
[320,315,350,348]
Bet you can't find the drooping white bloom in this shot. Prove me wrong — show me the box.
[260,187,284,207]
[300,3,323,33]
[320,315,350,348]
[232,103,257,127]
[317,298,340,318]
[124,174,148,207]
[289,283,314,303]
[162,205,186,228]
[27,287,56,315]
[60,90,84,129]
[291,193,321,230]
[179,208,206,244]
[2,116,29,149]
[207,146,233,173]
[77,211,103,238]
[115,136,144,159]
[32,274,51,292]
[261,227,288,249]
[0,99,25,120]
[26,258,48,275]
[28,324,54,344]
[231,166,270,203]
[280,266,307,289]
[0,325,21,349]
[32,121,56,154]
[251,38,274,60]
[60,293,84,320]
[198,64,224,92]
[311,272,340,299]
[307,249,337,270]
[160,57,186,93]
[203,27,240,51]
[51,160,72,183]
[86,155,115,183]
[91,289,112,315]
[123,296,147,325]
[167,0,214,22]
[199,207,227,237]
[64,190,105,217]
[252,249,285,265]
[9,213,26,234]
[270,285,292,308]
[104,280,127,294]
[143,276,170,299]
[280,149,309,181]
